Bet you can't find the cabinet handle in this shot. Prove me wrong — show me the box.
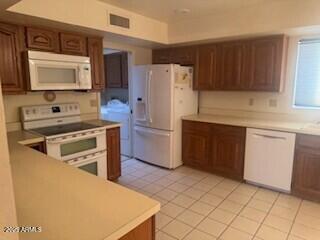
[253,133,286,140]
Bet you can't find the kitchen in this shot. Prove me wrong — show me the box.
[1,1,320,240]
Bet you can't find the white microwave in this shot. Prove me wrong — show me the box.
[27,50,92,90]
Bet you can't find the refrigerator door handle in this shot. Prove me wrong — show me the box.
[143,70,149,122]
[134,126,170,137]
[148,70,153,123]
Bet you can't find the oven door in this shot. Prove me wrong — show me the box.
[66,150,107,179]
[46,129,106,161]
[29,59,85,90]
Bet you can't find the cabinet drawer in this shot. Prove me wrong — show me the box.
[296,134,320,150]
[211,123,246,136]
[182,120,211,133]
[26,27,59,52]
[60,33,87,56]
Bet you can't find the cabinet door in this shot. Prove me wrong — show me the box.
[0,22,25,94]
[107,127,121,181]
[152,48,172,64]
[120,216,155,240]
[60,33,87,56]
[171,46,196,65]
[182,121,211,169]
[292,135,320,201]
[121,52,129,88]
[194,44,218,90]
[211,125,245,180]
[105,53,123,88]
[216,41,246,90]
[246,35,286,91]
[88,37,105,90]
[26,27,59,52]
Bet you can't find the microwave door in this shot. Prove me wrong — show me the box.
[29,60,81,90]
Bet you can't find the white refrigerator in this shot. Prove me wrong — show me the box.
[132,64,198,169]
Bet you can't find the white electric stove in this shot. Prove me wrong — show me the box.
[21,102,107,179]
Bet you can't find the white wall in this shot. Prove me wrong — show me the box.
[169,0,320,44]
[0,85,19,240]
[8,0,168,44]
[103,40,152,65]
[199,36,320,122]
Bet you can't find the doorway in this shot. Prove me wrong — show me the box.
[100,48,132,161]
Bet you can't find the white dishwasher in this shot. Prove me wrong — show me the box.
[244,128,296,192]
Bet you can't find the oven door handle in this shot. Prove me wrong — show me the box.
[65,150,107,166]
[46,130,105,144]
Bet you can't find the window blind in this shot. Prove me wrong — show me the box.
[294,39,320,108]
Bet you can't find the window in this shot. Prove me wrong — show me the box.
[294,39,320,108]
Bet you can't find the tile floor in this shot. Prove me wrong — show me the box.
[116,159,320,240]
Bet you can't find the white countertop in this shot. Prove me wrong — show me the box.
[182,114,320,136]
[7,125,160,240]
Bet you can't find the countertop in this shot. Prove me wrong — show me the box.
[85,119,122,129]
[182,114,320,136]
[7,121,160,240]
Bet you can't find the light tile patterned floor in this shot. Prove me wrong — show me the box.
[116,159,320,240]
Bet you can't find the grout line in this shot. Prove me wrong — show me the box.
[120,160,318,240]
[285,199,303,240]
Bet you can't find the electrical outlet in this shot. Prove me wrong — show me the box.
[90,99,98,107]
[269,99,278,107]
[248,98,254,106]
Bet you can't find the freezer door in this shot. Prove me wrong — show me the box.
[132,64,174,131]
[133,126,174,168]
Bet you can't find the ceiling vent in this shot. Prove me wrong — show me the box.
[109,13,130,29]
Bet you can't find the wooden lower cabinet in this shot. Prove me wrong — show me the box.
[211,125,246,180]
[182,120,245,180]
[292,134,320,202]
[120,216,155,240]
[182,131,211,169]
[107,127,121,181]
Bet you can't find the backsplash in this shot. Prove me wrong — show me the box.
[3,91,99,131]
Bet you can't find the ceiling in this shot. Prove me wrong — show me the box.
[99,0,281,23]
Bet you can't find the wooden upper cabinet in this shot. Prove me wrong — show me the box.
[152,47,196,66]
[107,127,121,181]
[121,52,129,88]
[171,46,196,65]
[153,35,287,92]
[292,134,320,202]
[60,33,87,56]
[105,52,128,88]
[26,27,59,52]
[194,44,218,90]
[210,124,246,180]
[105,53,122,88]
[216,41,246,90]
[152,48,172,64]
[88,37,105,90]
[0,22,25,94]
[246,35,287,91]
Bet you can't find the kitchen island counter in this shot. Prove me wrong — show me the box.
[7,130,160,240]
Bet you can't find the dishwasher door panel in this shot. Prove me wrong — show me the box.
[244,128,296,192]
